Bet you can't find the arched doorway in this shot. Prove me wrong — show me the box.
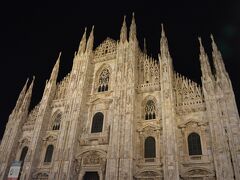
[83,172,99,180]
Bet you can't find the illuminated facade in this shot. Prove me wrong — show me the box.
[1,14,240,180]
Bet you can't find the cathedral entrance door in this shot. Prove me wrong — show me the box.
[83,171,99,180]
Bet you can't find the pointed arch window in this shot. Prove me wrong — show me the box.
[145,100,156,120]
[91,112,104,133]
[144,136,156,158]
[98,68,110,92]
[19,146,28,163]
[52,113,61,130]
[44,145,54,163]
[188,132,202,155]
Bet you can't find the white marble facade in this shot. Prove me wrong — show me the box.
[0,15,240,180]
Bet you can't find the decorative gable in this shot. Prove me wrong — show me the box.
[94,38,117,62]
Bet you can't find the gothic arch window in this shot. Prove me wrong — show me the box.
[91,112,104,133]
[19,146,28,163]
[52,113,61,130]
[188,132,202,155]
[144,136,156,158]
[145,100,156,120]
[98,68,110,92]
[44,145,54,163]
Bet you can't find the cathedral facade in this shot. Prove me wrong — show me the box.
[0,15,240,180]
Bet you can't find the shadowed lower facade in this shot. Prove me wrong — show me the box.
[0,15,240,180]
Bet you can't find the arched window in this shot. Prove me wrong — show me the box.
[98,68,110,92]
[19,146,28,163]
[44,145,54,163]
[144,136,156,158]
[52,113,61,130]
[188,132,202,155]
[145,100,156,120]
[91,112,104,133]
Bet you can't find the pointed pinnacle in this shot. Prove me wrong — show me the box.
[210,34,218,52]
[14,78,29,109]
[25,76,35,96]
[24,78,29,89]
[31,76,35,85]
[58,51,62,59]
[122,15,126,26]
[198,37,205,54]
[120,15,127,42]
[161,24,165,37]
[81,27,87,41]
[131,12,135,23]
[198,37,202,46]
[89,25,94,37]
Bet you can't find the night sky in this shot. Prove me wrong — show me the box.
[0,1,239,139]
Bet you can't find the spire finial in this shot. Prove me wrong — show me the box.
[210,34,218,52]
[130,13,137,41]
[198,37,213,79]
[86,25,94,52]
[20,76,35,112]
[78,27,87,54]
[210,34,227,76]
[120,15,127,43]
[58,51,62,59]
[161,23,165,37]
[50,52,60,82]
[198,37,205,54]
[14,78,29,112]
[160,23,169,58]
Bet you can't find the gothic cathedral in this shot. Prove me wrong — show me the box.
[1,14,240,180]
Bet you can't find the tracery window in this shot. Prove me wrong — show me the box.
[44,145,54,163]
[145,100,156,120]
[52,114,61,130]
[98,69,110,92]
[91,112,104,133]
[144,136,156,158]
[188,132,202,155]
[19,146,28,163]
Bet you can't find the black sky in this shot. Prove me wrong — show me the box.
[0,1,239,138]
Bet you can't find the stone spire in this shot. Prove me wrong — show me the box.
[49,52,61,83]
[160,24,170,58]
[211,34,227,77]
[129,12,137,41]
[86,25,94,52]
[19,76,35,113]
[198,37,213,80]
[120,15,127,43]
[77,27,87,54]
[13,78,29,112]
